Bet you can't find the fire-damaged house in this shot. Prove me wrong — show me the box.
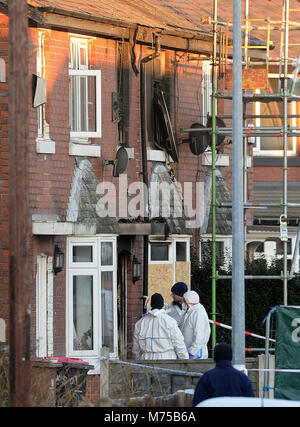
[2,0,300,404]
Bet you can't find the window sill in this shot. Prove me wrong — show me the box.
[36,137,55,154]
[147,149,174,162]
[201,153,229,166]
[69,141,101,157]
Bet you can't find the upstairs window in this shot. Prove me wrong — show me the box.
[201,60,213,126]
[69,37,101,139]
[145,50,167,144]
[253,75,296,156]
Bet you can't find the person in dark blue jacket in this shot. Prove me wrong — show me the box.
[192,343,255,406]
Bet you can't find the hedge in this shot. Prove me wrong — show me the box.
[190,247,300,355]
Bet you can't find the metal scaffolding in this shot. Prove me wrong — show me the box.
[182,0,300,368]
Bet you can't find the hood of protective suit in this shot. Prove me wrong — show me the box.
[183,290,199,304]
[148,308,164,317]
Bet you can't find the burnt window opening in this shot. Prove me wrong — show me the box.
[152,84,178,162]
[145,51,178,162]
[145,52,170,145]
[116,41,130,145]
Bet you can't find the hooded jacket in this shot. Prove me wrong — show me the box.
[181,290,211,358]
[132,309,189,360]
[192,360,255,406]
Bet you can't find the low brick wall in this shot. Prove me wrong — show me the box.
[108,358,259,404]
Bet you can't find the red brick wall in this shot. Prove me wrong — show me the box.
[0,13,9,321]
[86,374,100,405]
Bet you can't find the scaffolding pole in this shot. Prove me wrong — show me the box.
[218,275,288,280]
[211,0,218,350]
[232,0,245,370]
[283,0,289,305]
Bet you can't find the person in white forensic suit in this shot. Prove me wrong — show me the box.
[132,293,189,360]
[181,290,211,359]
[165,281,188,327]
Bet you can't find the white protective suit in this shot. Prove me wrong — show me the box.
[132,309,189,360]
[165,302,185,328]
[181,290,211,359]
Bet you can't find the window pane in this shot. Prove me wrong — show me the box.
[151,244,169,261]
[72,246,93,262]
[79,46,87,68]
[69,75,97,133]
[73,275,93,351]
[87,75,96,132]
[101,271,114,352]
[260,80,293,151]
[176,241,187,261]
[101,242,113,265]
[80,76,88,131]
[70,76,77,131]
[70,42,76,69]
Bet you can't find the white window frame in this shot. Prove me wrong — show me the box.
[149,235,191,285]
[36,29,55,155]
[69,37,101,140]
[69,38,89,71]
[68,239,97,269]
[36,254,54,358]
[69,69,102,139]
[66,236,117,360]
[253,74,297,156]
[149,240,172,264]
[201,60,213,125]
[149,237,191,265]
[68,268,99,357]
[174,237,190,262]
[173,237,190,284]
[37,31,45,138]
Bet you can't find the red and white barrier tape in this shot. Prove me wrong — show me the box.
[209,319,276,343]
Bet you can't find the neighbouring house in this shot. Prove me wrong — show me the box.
[198,1,300,276]
[1,0,300,405]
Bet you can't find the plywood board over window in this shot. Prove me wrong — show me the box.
[175,261,190,288]
[148,263,173,305]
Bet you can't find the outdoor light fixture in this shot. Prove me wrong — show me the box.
[132,256,141,282]
[53,245,64,275]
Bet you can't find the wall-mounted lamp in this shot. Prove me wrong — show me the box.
[53,245,64,275]
[132,256,141,282]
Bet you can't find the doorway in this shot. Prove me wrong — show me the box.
[117,250,130,359]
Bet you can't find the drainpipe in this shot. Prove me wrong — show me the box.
[140,35,161,310]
